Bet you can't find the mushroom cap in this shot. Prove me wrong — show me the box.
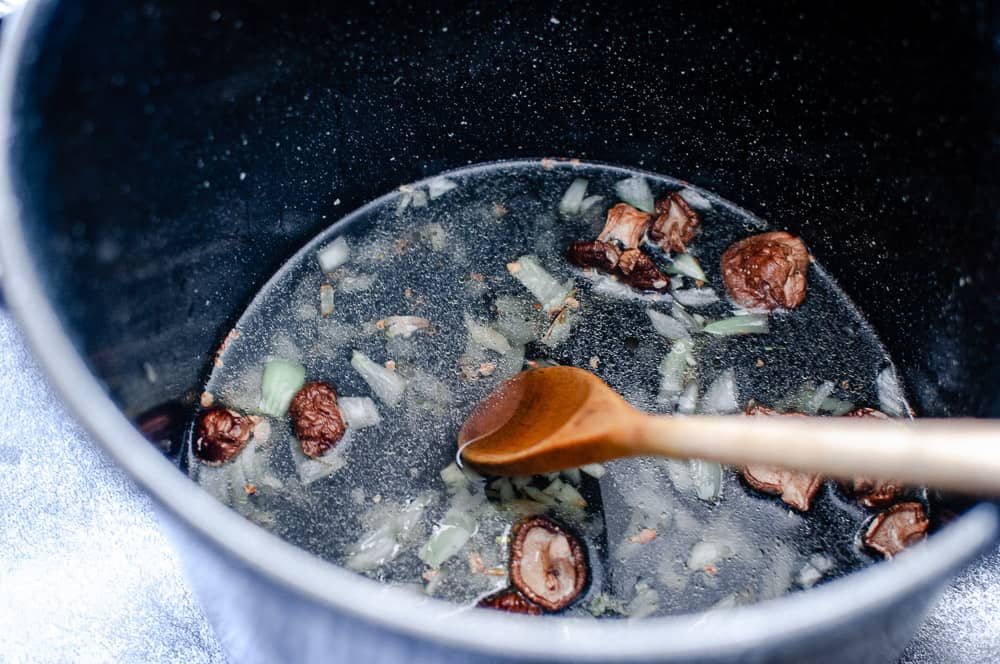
[509,517,588,612]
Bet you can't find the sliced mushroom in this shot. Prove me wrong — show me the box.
[193,406,256,465]
[647,192,700,253]
[841,407,901,508]
[477,589,543,615]
[597,203,652,250]
[566,239,621,272]
[720,231,809,310]
[740,402,823,511]
[510,517,588,612]
[617,249,670,292]
[863,501,929,558]
[289,381,347,458]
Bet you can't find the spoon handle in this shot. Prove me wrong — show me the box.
[633,415,1000,494]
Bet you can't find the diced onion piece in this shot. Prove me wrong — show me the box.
[820,396,855,417]
[672,287,719,308]
[667,253,708,281]
[350,350,405,406]
[580,463,606,479]
[703,314,769,336]
[687,540,734,571]
[677,381,699,415]
[494,296,539,344]
[580,194,604,213]
[381,315,431,339]
[877,366,908,417]
[678,187,712,211]
[648,308,691,341]
[626,583,660,620]
[796,554,834,588]
[258,359,306,417]
[701,369,739,414]
[522,485,558,506]
[562,468,582,485]
[615,176,654,213]
[419,504,478,568]
[319,284,335,316]
[464,314,513,354]
[396,192,413,214]
[689,459,723,502]
[427,177,458,199]
[669,253,708,282]
[339,396,381,429]
[339,273,375,292]
[558,177,589,216]
[491,478,516,502]
[420,223,447,251]
[671,302,704,333]
[346,493,434,571]
[411,188,428,208]
[803,380,835,415]
[542,478,587,509]
[291,437,347,485]
[658,340,693,396]
[440,463,468,489]
[317,236,350,272]
[508,255,573,312]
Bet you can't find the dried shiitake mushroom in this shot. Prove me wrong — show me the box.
[509,517,588,612]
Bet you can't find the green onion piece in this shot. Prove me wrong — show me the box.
[258,360,306,416]
[615,176,655,213]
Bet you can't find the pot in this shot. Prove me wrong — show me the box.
[0,1,998,662]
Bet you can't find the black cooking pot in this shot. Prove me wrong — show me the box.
[1,1,998,662]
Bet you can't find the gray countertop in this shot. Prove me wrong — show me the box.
[0,307,997,663]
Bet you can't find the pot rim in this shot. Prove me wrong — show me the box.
[0,2,996,659]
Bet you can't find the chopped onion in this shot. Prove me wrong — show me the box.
[346,492,435,571]
[671,302,704,333]
[677,382,699,415]
[396,191,413,214]
[672,287,719,308]
[877,366,908,417]
[658,340,693,397]
[689,459,723,502]
[508,255,573,312]
[668,253,708,282]
[291,437,347,485]
[319,284,335,316]
[558,177,589,216]
[796,554,834,588]
[464,315,513,354]
[491,478,516,502]
[381,315,431,339]
[339,273,375,293]
[494,296,539,344]
[543,478,587,509]
[820,396,855,417]
[703,314,769,336]
[678,187,712,211]
[626,582,660,620]
[522,485,558,506]
[350,350,405,406]
[427,177,458,199]
[803,380,835,415]
[687,540,734,571]
[420,223,447,251]
[615,176,654,213]
[317,236,350,272]
[411,188,428,208]
[580,463,606,479]
[419,499,479,568]
[561,468,582,485]
[339,396,381,429]
[648,308,691,342]
[440,463,468,490]
[258,360,306,417]
[701,369,739,414]
[580,194,604,213]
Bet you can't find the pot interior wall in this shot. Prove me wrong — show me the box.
[7,0,1000,432]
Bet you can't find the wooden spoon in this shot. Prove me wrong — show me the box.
[458,366,1000,494]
